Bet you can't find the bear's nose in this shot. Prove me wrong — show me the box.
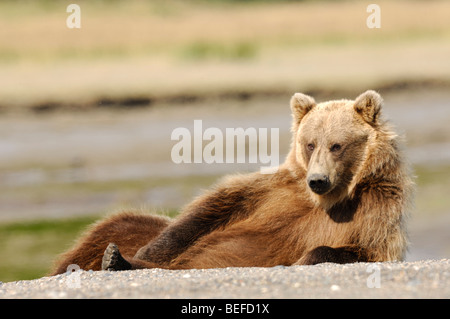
[307,174,331,195]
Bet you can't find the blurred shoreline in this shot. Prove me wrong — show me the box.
[1,78,450,115]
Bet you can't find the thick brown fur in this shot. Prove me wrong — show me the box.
[50,90,414,275]
[50,212,170,275]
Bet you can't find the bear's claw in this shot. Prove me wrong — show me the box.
[102,243,132,271]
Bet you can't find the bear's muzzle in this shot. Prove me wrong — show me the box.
[307,174,331,195]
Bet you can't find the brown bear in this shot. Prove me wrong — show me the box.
[50,90,414,275]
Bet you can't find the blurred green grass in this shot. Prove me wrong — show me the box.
[181,41,258,61]
[0,216,99,282]
[0,210,181,283]
[414,164,450,217]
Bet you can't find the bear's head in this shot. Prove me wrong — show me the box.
[289,90,386,209]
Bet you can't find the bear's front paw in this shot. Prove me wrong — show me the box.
[294,246,366,265]
[102,243,132,271]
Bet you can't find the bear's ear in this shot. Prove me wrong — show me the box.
[290,93,316,125]
[354,90,383,125]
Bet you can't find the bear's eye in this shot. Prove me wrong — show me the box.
[307,144,315,152]
[330,144,342,152]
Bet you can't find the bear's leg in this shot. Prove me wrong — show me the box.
[294,245,368,265]
[101,242,164,271]
[102,243,132,271]
[49,212,170,275]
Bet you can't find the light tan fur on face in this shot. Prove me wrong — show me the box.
[289,91,387,210]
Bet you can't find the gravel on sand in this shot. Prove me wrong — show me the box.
[1,259,448,299]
